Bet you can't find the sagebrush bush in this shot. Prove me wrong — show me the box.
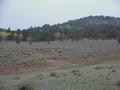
[118,38,120,44]
[94,66,103,70]
[49,72,57,77]
[36,74,44,79]
[0,35,3,42]
[18,79,34,90]
[116,80,120,87]
[71,69,80,75]
[111,69,116,73]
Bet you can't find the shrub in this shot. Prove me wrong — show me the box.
[117,80,120,86]
[107,66,113,69]
[60,73,67,77]
[111,70,116,73]
[19,85,34,90]
[28,37,32,45]
[29,41,32,45]
[71,69,80,76]
[49,72,57,77]
[14,76,20,80]
[15,35,21,44]
[18,80,34,90]
[118,38,120,44]
[0,35,3,42]
[94,66,103,70]
[90,44,93,47]
[36,74,44,79]
[0,80,3,90]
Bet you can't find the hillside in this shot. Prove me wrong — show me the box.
[0,28,7,32]
[1,16,120,42]
[62,15,120,27]
[23,15,120,41]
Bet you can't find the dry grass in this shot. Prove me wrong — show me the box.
[0,40,120,90]
[18,79,35,90]
[0,32,10,37]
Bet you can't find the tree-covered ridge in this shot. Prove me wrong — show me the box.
[0,28,7,32]
[1,15,120,42]
[63,15,120,26]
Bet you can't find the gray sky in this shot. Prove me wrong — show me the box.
[0,0,120,30]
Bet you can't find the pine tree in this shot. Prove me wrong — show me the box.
[0,35,2,42]
[118,38,120,44]
[15,29,21,44]
[15,35,20,44]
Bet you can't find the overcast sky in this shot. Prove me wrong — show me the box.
[0,0,120,30]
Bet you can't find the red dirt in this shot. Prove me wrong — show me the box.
[0,59,78,76]
[0,56,114,76]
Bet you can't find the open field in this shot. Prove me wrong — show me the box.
[1,61,120,90]
[0,32,10,39]
[0,39,120,90]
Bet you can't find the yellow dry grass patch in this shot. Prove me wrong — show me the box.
[0,32,10,36]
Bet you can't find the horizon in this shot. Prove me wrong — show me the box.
[0,0,120,30]
[1,15,120,30]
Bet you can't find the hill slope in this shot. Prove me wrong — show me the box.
[1,15,120,41]
[24,15,120,40]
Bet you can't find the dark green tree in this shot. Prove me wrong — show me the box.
[0,35,2,42]
[118,38,120,43]
[6,27,11,33]
[15,29,21,44]
[22,30,28,41]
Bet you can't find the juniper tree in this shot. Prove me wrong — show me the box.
[0,35,2,42]
[15,29,21,44]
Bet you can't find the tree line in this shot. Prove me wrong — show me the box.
[0,15,120,43]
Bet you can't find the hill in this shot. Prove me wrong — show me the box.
[1,15,120,42]
[62,15,120,27]
[0,28,7,32]
[23,15,120,41]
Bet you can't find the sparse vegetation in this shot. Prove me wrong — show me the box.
[0,36,120,90]
[0,0,120,89]
[36,74,44,79]
[71,69,80,76]
[1,61,120,90]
